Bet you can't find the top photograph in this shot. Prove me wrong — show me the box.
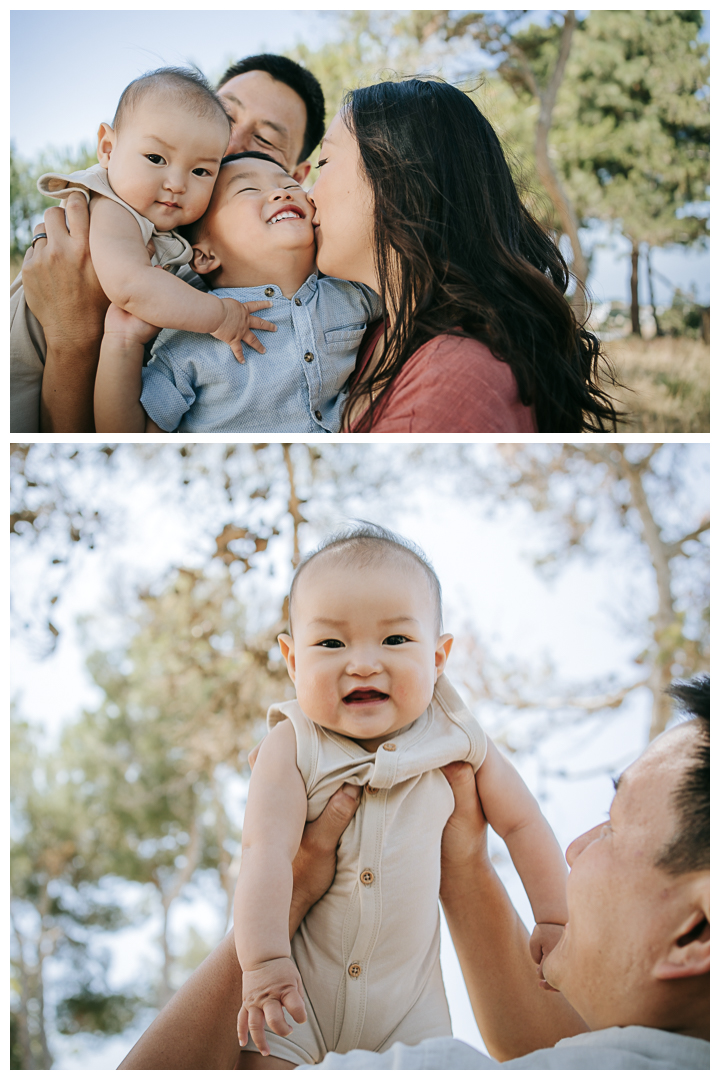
[10,9,709,435]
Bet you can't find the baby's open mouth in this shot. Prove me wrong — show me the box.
[268,206,305,225]
[343,688,389,705]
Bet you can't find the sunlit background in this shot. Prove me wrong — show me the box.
[10,442,709,1068]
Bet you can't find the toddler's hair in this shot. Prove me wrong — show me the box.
[112,66,232,135]
[289,522,443,634]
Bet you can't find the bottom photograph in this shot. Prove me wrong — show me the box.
[10,441,709,1071]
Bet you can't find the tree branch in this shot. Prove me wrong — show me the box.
[665,518,710,560]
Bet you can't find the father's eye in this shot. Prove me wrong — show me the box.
[145,154,166,165]
[192,167,212,177]
[317,639,344,649]
[383,635,409,646]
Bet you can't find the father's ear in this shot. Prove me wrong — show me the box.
[291,161,312,185]
[191,242,221,277]
[96,122,115,169]
[653,879,710,981]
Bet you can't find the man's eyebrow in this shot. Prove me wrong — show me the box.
[218,93,289,142]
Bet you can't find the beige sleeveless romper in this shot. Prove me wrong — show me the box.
[247,674,487,1066]
[10,163,193,432]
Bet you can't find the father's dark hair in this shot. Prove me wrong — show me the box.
[655,673,710,876]
[217,53,325,163]
[288,522,443,634]
[113,66,231,135]
[341,79,620,434]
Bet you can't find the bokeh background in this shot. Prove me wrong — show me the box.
[10,441,710,1068]
[10,9,710,431]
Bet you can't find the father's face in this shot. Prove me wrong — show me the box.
[542,722,704,1028]
[218,70,309,181]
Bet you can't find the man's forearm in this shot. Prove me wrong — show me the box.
[441,856,587,1061]
[41,338,101,433]
[117,930,242,1070]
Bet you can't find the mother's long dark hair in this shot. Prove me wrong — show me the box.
[343,79,619,432]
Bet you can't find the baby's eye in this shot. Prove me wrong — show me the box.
[315,158,328,168]
[192,167,212,177]
[317,639,344,649]
[383,635,409,646]
[145,154,166,165]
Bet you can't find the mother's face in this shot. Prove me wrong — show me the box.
[308,112,378,290]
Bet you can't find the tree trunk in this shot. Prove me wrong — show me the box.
[629,241,641,335]
[532,12,589,319]
[646,245,663,336]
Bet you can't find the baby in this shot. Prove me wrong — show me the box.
[234,524,569,1067]
[94,152,381,432]
[11,67,267,426]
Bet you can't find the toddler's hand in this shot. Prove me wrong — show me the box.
[237,956,306,1055]
[529,922,565,990]
[212,298,276,363]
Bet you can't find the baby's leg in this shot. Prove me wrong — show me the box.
[237,1050,296,1069]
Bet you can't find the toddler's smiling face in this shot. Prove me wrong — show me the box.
[279,551,452,751]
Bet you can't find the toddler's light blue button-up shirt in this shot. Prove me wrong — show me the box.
[140,275,381,433]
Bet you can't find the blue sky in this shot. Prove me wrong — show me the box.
[10,9,709,306]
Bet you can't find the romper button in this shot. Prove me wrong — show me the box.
[304,351,314,362]
[382,742,396,752]
[295,297,302,306]
[366,785,378,795]
[360,868,374,886]
[348,963,362,978]
[264,287,274,296]
[315,410,322,420]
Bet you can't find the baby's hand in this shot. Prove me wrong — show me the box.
[237,956,307,1055]
[529,922,565,990]
[212,298,276,363]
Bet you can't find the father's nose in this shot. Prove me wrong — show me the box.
[565,822,603,866]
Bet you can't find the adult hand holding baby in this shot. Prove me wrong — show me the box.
[23,192,110,431]
[211,297,277,363]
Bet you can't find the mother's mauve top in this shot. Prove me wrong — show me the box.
[351,325,537,433]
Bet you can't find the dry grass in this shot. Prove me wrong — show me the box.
[601,336,710,433]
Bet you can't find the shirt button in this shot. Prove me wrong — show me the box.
[366,785,378,795]
[348,963,362,979]
[294,297,302,306]
[264,287,274,297]
[382,742,397,752]
[304,352,314,362]
[360,868,375,886]
[315,410,322,420]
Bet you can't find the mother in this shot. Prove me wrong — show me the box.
[22,78,619,433]
[312,80,618,433]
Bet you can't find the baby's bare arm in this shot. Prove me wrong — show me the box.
[88,197,227,329]
[475,740,568,927]
[235,721,307,967]
[88,198,276,363]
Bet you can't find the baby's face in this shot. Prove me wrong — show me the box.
[279,555,452,750]
[100,95,229,231]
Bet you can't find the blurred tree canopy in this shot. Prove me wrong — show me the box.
[10,442,709,1062]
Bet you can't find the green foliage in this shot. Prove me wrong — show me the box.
[55,989,144,1037]
[10,141,96,258]
[557,10,709,247]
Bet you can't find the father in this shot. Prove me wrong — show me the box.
[118,676,709,1070]
[15,54,324,433]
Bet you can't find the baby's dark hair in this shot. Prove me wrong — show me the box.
[288,523,443,634]
[112,66,232,135]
